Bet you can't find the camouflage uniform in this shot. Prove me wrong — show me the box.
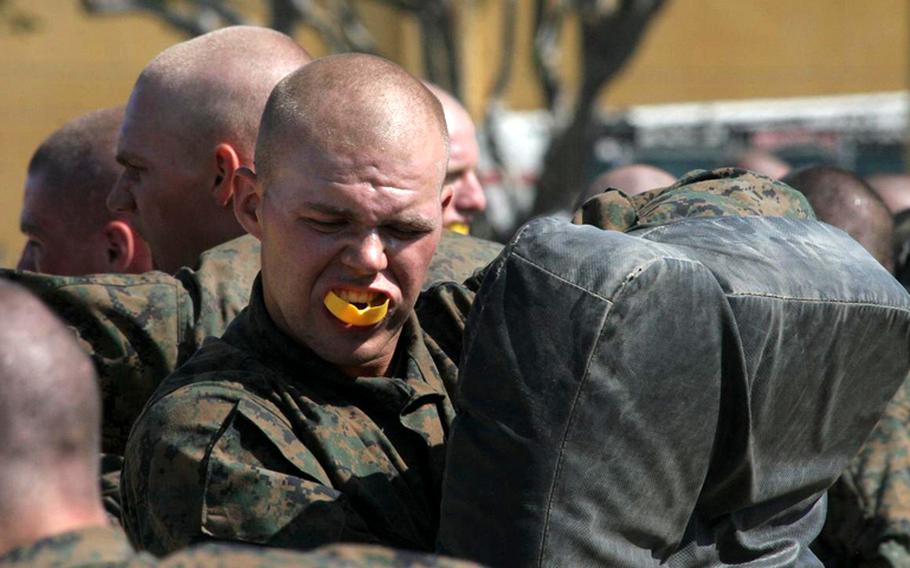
[0,526,153,567]
[0,232,499,527]
[0,527,481,567]
[161,543,481,567]
[817,375,910,566]
[573,167,815,230]
[121,274,474,555]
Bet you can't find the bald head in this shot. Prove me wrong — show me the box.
[867,174,910,215]
[423,83,486,231]
[783,166,894,271]
[736,149,791,180]
[19,107,153,276]
[135,25,311,164]
[0,282,103,553]
[577,164,675,209]
[110,26,312,273]
[26,107,123,232]
[256,53,448,185]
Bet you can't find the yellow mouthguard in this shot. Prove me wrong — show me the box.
[447,222,470,235]
[324,290,389,326]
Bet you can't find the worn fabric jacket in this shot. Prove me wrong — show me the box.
[121,276,473,556]
[438,171,910,566]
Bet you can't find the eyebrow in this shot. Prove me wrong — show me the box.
[302,202,355,217]
[302,202,436,231]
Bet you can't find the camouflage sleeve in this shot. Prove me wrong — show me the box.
[122,382,378,556]
[425,232,502,288]
[158,542,481,568]
[0,269,196,455]
[819,374,910,567]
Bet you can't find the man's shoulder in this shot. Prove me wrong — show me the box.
[143,334,273,416]
[426,231,502,287]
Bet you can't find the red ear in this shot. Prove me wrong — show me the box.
[233,166,264,240]
[102,220,134,273]
[213,144,241,208]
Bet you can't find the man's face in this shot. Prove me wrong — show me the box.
[255,129,449,377]
[17,172,107,275]
[441,108,485,231]
[107,84,215,273]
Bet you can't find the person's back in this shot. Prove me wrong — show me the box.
[17,107,152,276]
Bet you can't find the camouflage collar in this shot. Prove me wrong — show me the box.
[223,274,448,415]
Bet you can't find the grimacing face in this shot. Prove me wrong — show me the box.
[107,84,217,273]
[252,128,450,377]
[18,173,107,275]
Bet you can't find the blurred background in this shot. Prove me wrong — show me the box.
[0,0,906,265]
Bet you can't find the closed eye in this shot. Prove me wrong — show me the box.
[383,224,432,240]
[304,218,348,233]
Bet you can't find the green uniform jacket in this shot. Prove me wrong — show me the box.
[121,275,474,556]
[0,526,482,567]
[1,232,500,457]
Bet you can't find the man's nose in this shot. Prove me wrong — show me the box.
[456,171,487,215]
[341,231,388,276]
[107,174,137,214]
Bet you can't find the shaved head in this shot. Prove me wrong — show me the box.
[110,26,312,273]
[736,149,791,180]
[26,107,124,233]
[577,164,675,209]
[423,83,486,231]
[135,25,311,163]
[0,282,103,553]
[256,53,448,186]
[867,174,910,214]
[784,166,894,271]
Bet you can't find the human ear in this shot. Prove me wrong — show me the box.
[102,220,136,273]
[213,144,241,208]
[233,166,264,240]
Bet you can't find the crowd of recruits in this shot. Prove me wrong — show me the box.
[2,23,910,568]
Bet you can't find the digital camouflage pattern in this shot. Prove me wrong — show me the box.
[573,167,816,230]
[0,231,498,458]
[121,276,474,556]
[816,374,910,566]
[161,543,482,567]
[0,526,153,567]
[0,526,482,567]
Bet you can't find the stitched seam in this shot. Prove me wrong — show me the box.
[727,292,910,313]
[538,300,611,567]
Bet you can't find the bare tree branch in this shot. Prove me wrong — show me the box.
[532,0,569,113]
[531,0,667,217]
[81,0,248,36]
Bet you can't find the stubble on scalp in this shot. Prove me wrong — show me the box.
[255,53,450,191]
[132,26,313,164]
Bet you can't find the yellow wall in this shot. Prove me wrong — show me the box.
[0,0,906,267]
